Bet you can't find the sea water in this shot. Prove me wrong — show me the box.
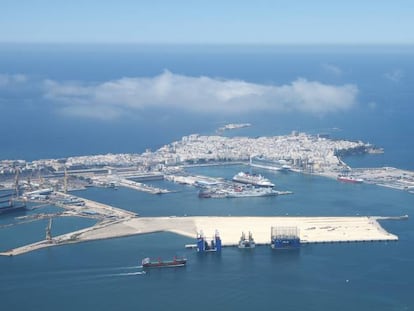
[0,44,414,310]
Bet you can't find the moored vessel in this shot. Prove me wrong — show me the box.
[249,156,292,171]
[232,172,274,187]
[0,192,26,215]
[196,230,222,252]
[238,231,256,248]
[198,185,278,198]
[337,175,363,184]
[226,186,278,198]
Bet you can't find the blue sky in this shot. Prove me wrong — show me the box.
[1,0,413,44]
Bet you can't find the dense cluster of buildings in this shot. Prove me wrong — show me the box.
[158,132,367,172]
[0,132,370,180]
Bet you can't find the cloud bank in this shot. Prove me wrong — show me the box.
[43,71,358,119]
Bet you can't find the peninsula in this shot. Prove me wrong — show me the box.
[1,132,413,191]
[0,132,411,256]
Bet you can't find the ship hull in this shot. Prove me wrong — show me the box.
[238,241,256,248]
[337,176,363,184]
[0,205,26,215]
[0,204,26,215]
[232,172,275,187]
[141,258,186,268]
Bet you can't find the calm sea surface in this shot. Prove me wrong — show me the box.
[1,45,414,310]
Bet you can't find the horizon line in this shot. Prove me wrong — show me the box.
[1,41,414,46]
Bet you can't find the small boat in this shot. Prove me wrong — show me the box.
[141,257,187,268]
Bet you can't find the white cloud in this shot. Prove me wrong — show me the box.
[0,73,28,87]
[384,69,404,83]
[43,71,358,119]
[322,63,343,76]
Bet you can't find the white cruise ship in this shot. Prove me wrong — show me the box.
[232,172,275,187]
[249,156,292,171]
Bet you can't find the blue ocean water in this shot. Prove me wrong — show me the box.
[0,44,413,168]
[1,44,414,310]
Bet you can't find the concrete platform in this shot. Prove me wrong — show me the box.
[78,216,398,244]
[0,215,399,256]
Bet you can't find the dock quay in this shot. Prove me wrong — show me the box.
[164,173,224,186]
[52,192,137,219]
[91,175,171,194]
[116,178,171,194]
[0,215,402,256]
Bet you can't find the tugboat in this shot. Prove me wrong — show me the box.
[141,256,187,268]
[238,231,256,248]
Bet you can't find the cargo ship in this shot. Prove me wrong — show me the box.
[141,257,187,268]
[337,175,363,184]
[0,192,26,215]
[232,172,275,187]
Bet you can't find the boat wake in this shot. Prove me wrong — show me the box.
[106,271,146,277]
[100,265,146,277]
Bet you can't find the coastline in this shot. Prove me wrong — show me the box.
[1,132,412,256]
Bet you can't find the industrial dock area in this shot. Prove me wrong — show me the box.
[0,131,412,256]
[1,132,414,192]
[0,208,402,256]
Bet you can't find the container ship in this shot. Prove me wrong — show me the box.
[232,172,275,187]
[141,257,187,268]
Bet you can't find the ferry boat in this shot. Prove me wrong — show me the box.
[198,188,227,198]
[141,256,187,268]
[198,185,278,198]
[226,186,278,198]
[232,172,275,187]
[337,175,363,184]
[238,231,256,248]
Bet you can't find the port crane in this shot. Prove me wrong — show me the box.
[45,218,53,242]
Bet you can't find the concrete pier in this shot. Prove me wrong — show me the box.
[116,178,171,194]
[54,192,137,218]
[0,215,400,256]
